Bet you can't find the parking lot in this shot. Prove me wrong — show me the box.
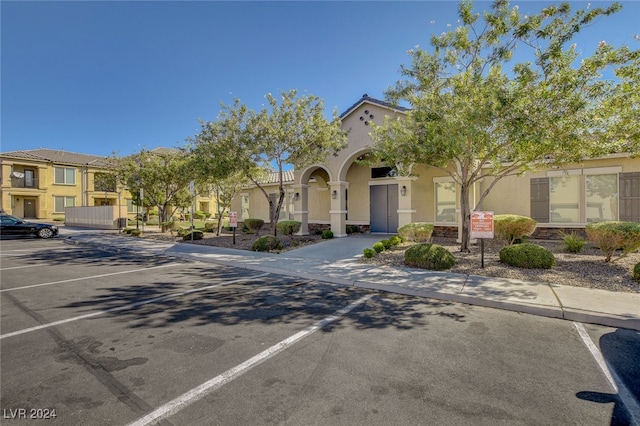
[1,237,639,425]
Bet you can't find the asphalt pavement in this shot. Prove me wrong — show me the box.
[60,227,640,332]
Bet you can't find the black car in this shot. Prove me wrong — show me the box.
[0,213,59,239]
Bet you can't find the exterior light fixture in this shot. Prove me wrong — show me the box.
[294,192,300,201]
[401,185,407,196]
[332,190,337,199]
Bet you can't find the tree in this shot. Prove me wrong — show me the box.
[371,0,639,251]
[195,171,251,235]
[114,148,195,231]
[192,89,348,235]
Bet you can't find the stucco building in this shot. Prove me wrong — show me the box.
[231,94,640,238]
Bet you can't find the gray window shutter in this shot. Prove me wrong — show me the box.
[530,177,549,223]
[619,172,640,222]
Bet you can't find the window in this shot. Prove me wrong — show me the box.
[94,172,116,192]
[531,170,624,223]
[435,181,457,223]
[54,196,75,213]
[586,174,618,222]
[371,167,397,179]
[241,194,250,221]
[550,175,579,223]
[126,199,136,214]
[54,167,76,185]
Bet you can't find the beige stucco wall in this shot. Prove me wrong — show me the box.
[345,163,369,224]
[481,155,640,221]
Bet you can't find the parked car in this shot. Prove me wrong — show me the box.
[0,213,59,239]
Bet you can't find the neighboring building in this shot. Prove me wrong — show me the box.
[0,149,122,219]
[231,94,640,238]
[0,148,218,220]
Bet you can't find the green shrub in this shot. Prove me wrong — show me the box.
[372,242,385,253]
[161,221,176,233]
[149,210,158,216]
[244,218,265,236]
[397,222,434,243]
[633,263,640,282]
[276,220,301,236]
[182,230,203,241]
[123,228,133,234]
[381,239,392,249]
[494,214,537,245]
[586,221,640,263]
[194,210,207,220]
[176,227,189,237]
[561,231,586,253]
[130,229,142,237]
[204,222,217,232]
[322,229,334,239]
[346,225,359,234]
[251,235,283,252]
[363,248,376,258]
[184,213,191,221]
[389,236,402,246]
[404,243,456,270]
[146,217,159,226]
[53,216,65,222]
[499,243,555,269]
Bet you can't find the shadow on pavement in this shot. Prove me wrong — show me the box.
[577,328,640,425]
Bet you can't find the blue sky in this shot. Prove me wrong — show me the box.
[2,1,638,158]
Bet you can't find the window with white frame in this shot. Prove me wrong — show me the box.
[54,167,76,185]
[54,196,75,213]
[435,180,457,223]
[531,168,623,223]
[549,175,580,223]
[241,194,250,220]
[126,199,136,214]
[586,174,618,222]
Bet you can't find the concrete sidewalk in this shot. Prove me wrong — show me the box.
[62,232,640,331]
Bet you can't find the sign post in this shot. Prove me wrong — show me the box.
[229,211,238,245]
[189,181,195,241]
[470,211,494,268]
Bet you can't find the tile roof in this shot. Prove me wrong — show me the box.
[0,148,112,167]
[339,94,409,119]
[262,169,295,184]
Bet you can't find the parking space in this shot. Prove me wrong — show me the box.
[1,240,638,425]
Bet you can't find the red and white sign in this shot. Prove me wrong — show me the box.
[471,211,494,239]
[229,211,238,228]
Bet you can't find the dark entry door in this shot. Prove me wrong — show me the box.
[370,184,398,233]
[24,199,36,218]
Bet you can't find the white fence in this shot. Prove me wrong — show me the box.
[65,206,127,229]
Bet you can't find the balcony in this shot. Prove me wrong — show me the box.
[10,177,39,189]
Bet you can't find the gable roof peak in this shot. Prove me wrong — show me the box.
[339,94,409,119]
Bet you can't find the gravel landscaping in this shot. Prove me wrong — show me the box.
[145,231,640,294]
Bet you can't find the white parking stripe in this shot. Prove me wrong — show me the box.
[1,264,48,271]
[0,272,270,340]
[574,322,640,426]
[128,294,373,426]
[0,264,179,293]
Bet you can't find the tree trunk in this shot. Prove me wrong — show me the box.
[459,183,471,252]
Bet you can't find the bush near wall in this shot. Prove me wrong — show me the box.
[251,235,283,252]
[322,230,334,239]
[182,230,204,241]
[499,243,555,269]
[276,221,301,237]
[585,221,640,263]
[244,218,265,236]
[494,214,537,245]
[404,243,456,270]
[397,223,434,243]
